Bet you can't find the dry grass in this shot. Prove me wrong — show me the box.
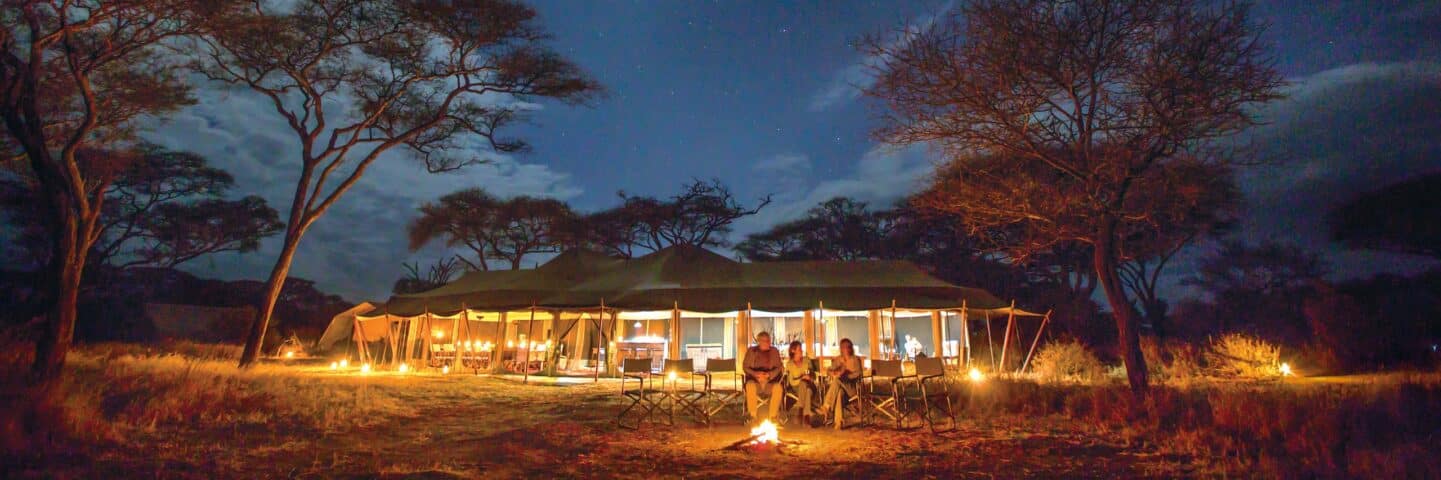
[1029,338,1107,384]
[1206,333,1284,378]
[4,341,1440,478]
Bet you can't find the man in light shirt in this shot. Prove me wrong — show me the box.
[743,331,783,424]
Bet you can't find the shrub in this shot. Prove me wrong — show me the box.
[1030,339,1107,384]
[1141,337,1203,383]
[1206,333,1282,378]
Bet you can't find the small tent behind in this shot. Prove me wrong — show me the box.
[317,302,377,353]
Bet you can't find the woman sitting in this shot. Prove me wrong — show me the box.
[819,338,863,426]
[783,340,818,427]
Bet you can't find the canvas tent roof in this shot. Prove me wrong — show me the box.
[316,301,377,351]
[378,245,1017,315]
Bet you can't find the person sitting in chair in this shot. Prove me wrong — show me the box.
[820,338,863,423]
[743,331,784,425]
[784,340,818,427]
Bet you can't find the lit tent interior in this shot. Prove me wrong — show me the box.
[321,245,1045,375]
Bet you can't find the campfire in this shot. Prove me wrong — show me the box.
[749,420,779,445]
[722,419,803,452]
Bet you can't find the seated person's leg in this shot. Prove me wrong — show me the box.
[744,381,759,417]
[799,384,814,416]
[767,383,783,419]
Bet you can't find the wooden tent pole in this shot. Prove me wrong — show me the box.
[593,300,605,382]
[1020,309,1053,374]
[1000,300,1017,373]
[930,310,943,360]
[492,311,507,374]
[985,310,995,371]
[669,301,681,360]
[960,300,969,369]
[523,304,537,384]
[450,307,461,369]
[817,300,825,357]
[890,300,898,360]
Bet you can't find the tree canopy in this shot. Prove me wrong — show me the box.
[865,0,1284,391]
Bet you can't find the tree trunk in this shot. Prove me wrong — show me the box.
[1095,221,1148,394]
[237,229,304,367]
[31,208,84,384]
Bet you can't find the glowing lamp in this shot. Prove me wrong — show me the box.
[968,368,984,383]
[329,361,338,370]
[633,321,642,329]
[507,340,514,348]
[360,363,372,374]
[1279,362,1293,377]
[339,359,349,368]
[433,330,444,339]
[398,363,409,373]
[442,365,450,375]
[284,351,295,359]
[668,371,677,381]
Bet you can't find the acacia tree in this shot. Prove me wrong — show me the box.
[408,188,575,270]
[393,256,461,294]
[868,0,1284,391]
[1115,160,1239,342]
[1,0,203,382]
[194,0,600,366]
[738,197,892,261]
[581,179,770,258]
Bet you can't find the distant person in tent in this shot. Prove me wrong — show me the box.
[784,340,817,427]
[820,338,862,423]
[905,334,923,360]
[743,331,784,425]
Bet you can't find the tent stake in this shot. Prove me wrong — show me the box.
[1020,310,1053,374]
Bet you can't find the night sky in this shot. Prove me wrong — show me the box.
[146,1,1441,303]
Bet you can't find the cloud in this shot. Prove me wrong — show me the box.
[144,83,582,302]
[734,144,935,236]
[1162,61,1441,298]
[807,1,955,112]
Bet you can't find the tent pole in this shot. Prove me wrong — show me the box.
[1000,300,1017,374]
[890,300,898,360]
[1020,310,1053,374]
[818,300,825,358]
[450,307,460,370]
[593,300,605,382]
[423,307,433,369]
[985,310,995,371]
[523,304,537,384]
[670,301,681,361]
[492,311,507,374]
[960,300,969,369]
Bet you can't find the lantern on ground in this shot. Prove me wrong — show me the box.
[398,363,409,373]
[339,359,349,368]
[968,368,984,383]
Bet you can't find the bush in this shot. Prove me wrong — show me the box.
[1141,337,1203,383]
[1206,333,1282,378]
[1030,339,1107,384]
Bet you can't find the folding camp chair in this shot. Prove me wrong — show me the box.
[822,361,870,430]
[913,357,956,432]
[660,358,708,424]
[864,359,912,429]
[616,358,665,429]
[701,358,744,421]
[428,344,455,369]
[783,358,820,425]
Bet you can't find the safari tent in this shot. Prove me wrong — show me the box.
[351,245,1046,375]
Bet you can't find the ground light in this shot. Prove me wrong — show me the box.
[398,363,409,373]
[329,361,338,370]
[339,359,349,368]
[968,368,985,383]
[1280,362,1293,377]
[442,365,450,375]
[360,363,371,374]
[668,371,677,382]
[284,351,295,359]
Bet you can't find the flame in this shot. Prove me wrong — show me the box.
[749,419,779,445]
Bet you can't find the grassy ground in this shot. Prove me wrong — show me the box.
[4,343,1440,478]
